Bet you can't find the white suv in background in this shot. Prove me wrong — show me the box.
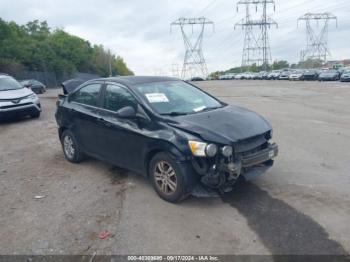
[0,74,41,121]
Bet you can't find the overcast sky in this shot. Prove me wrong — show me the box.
[1,0,349,75]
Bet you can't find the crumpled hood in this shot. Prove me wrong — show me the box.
[167,105,272,144]
[0,88,33,100]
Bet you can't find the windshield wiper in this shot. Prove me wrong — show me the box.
[161,111,189,116]
[197,106,222,113]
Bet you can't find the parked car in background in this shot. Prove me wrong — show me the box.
[302,70,319,81]
[252,73,261,80]
[318,70,341,81]
[0,75,41,121]
[260,71,269,80]
[55,76,278,202]
[289,70,304,81]
[247,72,256,80]
[235,73,244,80]
[191,77,204,81]
[278,71,290,80]
[219,73,236,80]
[20,79,46,94]
[340,70,350,82]
[267,70,281,80]
[219,74,229,80]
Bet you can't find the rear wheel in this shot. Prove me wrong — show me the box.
[149,152,190,203]
[61,130,85,163]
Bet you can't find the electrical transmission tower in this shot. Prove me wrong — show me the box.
[235,0,277,70]
[171,17,214,79]
[298,13,337,62]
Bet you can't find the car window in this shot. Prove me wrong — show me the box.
[135,80,222,115]
[0,76,23,91]
[103,84,138,112]
[70,83,101,107]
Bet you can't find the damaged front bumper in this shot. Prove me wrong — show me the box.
[190,143,278,196]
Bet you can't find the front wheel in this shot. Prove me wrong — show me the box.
[31,111,40,119]
[149,152,190,203]
[61,130,85,163]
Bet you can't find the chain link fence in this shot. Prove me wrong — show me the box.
[7,70,100,89]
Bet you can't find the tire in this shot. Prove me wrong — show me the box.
[31,111,41,119]
[61,129,85,163]
[149,152,190,203]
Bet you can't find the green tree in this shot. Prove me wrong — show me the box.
[297,59,323,69]
[0,18,133,79]
[272,60,289,70]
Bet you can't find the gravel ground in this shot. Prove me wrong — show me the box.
[0,80,349,256]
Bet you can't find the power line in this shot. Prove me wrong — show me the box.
[195,0,218,17]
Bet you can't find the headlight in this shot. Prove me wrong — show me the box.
[188,141,218,157]
[221,146,233,157]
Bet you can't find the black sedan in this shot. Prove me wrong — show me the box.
[190,77,204,81]
[318,70,340,81]
[21,79,46,94]
[302,70,319,81]
[55,76,278,202]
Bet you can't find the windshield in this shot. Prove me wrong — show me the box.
[135,81,223,115]
[0,76,23,91]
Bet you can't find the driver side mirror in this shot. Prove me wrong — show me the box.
[116,106,137,119]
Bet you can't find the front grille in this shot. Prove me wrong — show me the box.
[0,103,32,109]
[0,95,30,102]
[234,134,268,154]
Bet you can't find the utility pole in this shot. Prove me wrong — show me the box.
[171,17,214,80]
[298,13,337,62]
[108,49,112,77]
[235,0,277,71]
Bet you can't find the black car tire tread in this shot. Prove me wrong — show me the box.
[149,152,189,203]
[61,130,85,163]
[31,112,41,119]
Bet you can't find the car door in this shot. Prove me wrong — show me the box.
[68,82,105,155]
[98,83,146,171]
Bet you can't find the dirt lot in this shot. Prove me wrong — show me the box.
[0,80,350,255]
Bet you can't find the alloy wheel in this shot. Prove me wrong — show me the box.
[63,135,75,159]
[154,161,177,195]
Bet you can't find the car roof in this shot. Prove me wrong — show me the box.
[87,76,180,87]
